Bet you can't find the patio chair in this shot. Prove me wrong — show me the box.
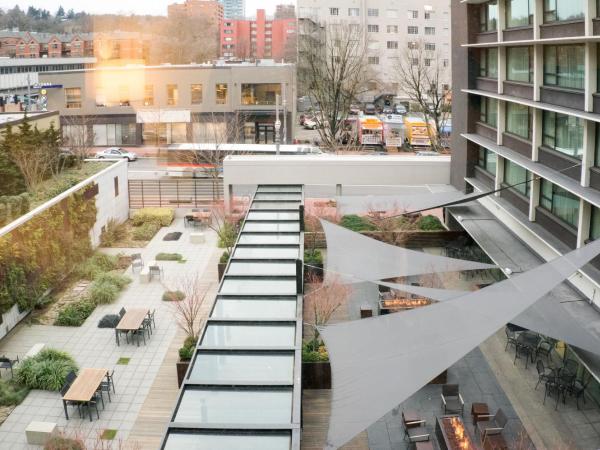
[402,416,430,443]
[60,383,82,418]
[504,326,518,351]
[148,309,156,329]
[119,307,126,318]
[105,369,116,394]
[132,327,146,346]
[65,370,77,386]
[142,317,152,336]
[0,355,18,377]
[543,378,564,410]
[441,384,464,415]
[149,265,162,281]
[97,372,114,403]
[568,375,592,410]
[514,343,534,369]
[475,408,507,442]
[536,340,553,363]
[562,358,579,376]
[80,391,103,421]
[131,253,143,272]
[535,360,554,390]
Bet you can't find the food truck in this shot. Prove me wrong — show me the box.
[381,114,405,148]
[403,115,432,147]
[358,115,384,146]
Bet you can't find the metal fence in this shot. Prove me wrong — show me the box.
[128,178,224,208]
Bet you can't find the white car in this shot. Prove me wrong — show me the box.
[96,147,138,161]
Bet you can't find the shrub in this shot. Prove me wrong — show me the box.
[162,290,186,302]
[179,336,198,361]
[98,314,121,328]
[100,218,127,247]
[156,252,183,261]
[302,341,329,362]
[15,349,78,391]
[339,214,376,232]
[219,251,230,264]
[88,280,119,305]
[94,272,132,290]
[74,253,119,280]
[217,222,238,249]
[304,249,323,265]
[417,215,445,231]
[0,379,29,406]
[132,222,161,241]
[55,300,95,326]
[131,207,174,227]
[44,434,85,450]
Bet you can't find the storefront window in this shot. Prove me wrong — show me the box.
[542,111,583,159]
[241,84,282,106]
[507,46,533,83]
[477,146,497,174]
[192,121,227,142]
[540,179,580,228]
[480,1,499,32]
[506,102,532,140]
[543,0,584,22]
[480,97,498,128]
[504,159,531,196]
[216,83,228,105]
[479,48,498,79]
[167,84,178,106]
[506,0,534,27]
[93,123,137,146]
[191,84,203,104]
[144,85,154,106]
[544,45,585,90]
[65,87,82,109]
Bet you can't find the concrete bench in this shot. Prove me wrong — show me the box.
[24,343,44,359]
[26,421,56,445]
[139,266,151,283]
[190,232,205,244]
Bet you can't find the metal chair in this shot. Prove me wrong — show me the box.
[535,359,554,390]
[568,375,592,410]
[536,340,553,363]
[475,408,507,442]
[0,355,18,377]
[60,383,82,418]
[65,370,77,386]
[514,343,534,369]
[441,384,464,415]
[402,412,430,443]
[562,358,579,376]
[142,317,152,336]
[80,391,103,421]
[119,307,126,318]
[543,378,564,410]
[148,309,156,329]
[504,326,518,351]
[132,327,146,346]
[131,253,143,272]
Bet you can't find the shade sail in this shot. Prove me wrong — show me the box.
[320,239,600,449]
[320,220,496,283]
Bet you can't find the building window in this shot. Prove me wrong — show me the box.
[118,85,130,106]
[506,0,534,28]
[329,7,339,16]
[506,102,532,140]
[367,8,379,17]
[114,176,119,197]
[542,111,583,159]
[368,25,379,33]
[504,159,531,196]
[478,146,497,174]
[408,26,419,34]
[216,83,228,105]
[544,45,585,90]
[167,84,178,106]
[425,43,436,51]
[65,87,82,109]
[368,56,380,65]
[590,206,600,240]
[348,8,359,16]
[387,41,398,49]
[93,124,137,146]
[144,85,154,106]
[387,25,398,33]
[408,10,418,19]
[480,1,499,32]
[387,9,398,18]
[506,46,533,83]
[191,84,203,104]
[408,41,418,49]
[480,97,498,128]
[425,59,432,66]
[479,47,498,78]
[241,83,281,105]
[543,0,584,22]
[425,11,432,19]
[424,27,435,35]
[540,179,580,228]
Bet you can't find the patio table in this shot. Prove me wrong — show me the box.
[62,368,107,421]
[115,308,149,346]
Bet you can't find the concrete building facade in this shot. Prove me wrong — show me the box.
[219,0,245,19]
[38,61,295,146]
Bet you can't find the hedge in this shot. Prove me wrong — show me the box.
[55,300,95,326]
[132,222,161,241]
[132,207,174,227]
[15,349,78,391]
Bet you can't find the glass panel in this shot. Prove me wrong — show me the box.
[504,160,531,196]
[174,389,292,424]
[227,261,297,276]
[506,0,533,27]
[241,83,282,106]
[540,181,579,227]
[488,48,498,78]
[256,186,302,193]
[247,212,300,221]
[544,112,583,158]
[238,234,300,245]
[507,47,532,83]
[254,193,303,201]
[220,278,297,295]
[591,207,600,241]
[251,202,301,210]
[506,102,531,139]
[189,353,295,383]
[201,324,296,347]
[544,0,584,22]
[212,299,297,319]
[164,433,291,450]
[485,151,497,174]
[242,222,300,232]
[233,247,300,259]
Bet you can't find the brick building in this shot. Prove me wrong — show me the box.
[220,9,297,61]
[168,0,224,23]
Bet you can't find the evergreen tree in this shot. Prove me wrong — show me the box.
[56,6,65,17]
[0,126,26,196]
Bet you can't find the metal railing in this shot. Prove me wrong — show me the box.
[128,178,223,208]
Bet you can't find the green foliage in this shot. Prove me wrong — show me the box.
[93,272,132,290]
[44,434,85,450]
[156,252,184,261]
[302,340,329,362]
[100,429,118,440]
[162,290,186,302]
[98,314,120,328]
[54,300,95,326]
[15,348,78,391]
[339,214,376,232]
[0,193,31,226]
[217,222,238,249]
[0,125,25,196]
[116,357,130,365]
[417,215,445,231]
[0,379,29,406]
[131,207,174,226]
[179,336,198,361]
[100,218,127,247]
[88,280,119,305]
[219,251,230,264]
[304,249,323,265]
[132,222,161,241]
[74,253,119,280]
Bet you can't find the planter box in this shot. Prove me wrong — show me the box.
[176,360,190,388]
[217,262,227,281]
[302,361,331,389]
[429,370,448,384]
[304,263,323,282]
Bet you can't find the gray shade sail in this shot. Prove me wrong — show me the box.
[320,220,497,283]
[376,281,469,301]
[336,191,471,215]
[320,239,600,449]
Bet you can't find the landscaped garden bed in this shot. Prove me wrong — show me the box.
[100,207,174,248]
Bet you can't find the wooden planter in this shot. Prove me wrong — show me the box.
[176,360,190,387]
[304,263,323,282]
[217,262,227,281]
[429,369,448,384]
[302,361,331,389]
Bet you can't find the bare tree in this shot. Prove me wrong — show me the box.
[208,199,247,257]
[168,275,210,340]
[299,22,372,149]
[395,40,451,152]
[304,274,352,343]
[62,115,95,167]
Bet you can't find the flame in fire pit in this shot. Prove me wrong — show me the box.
[441,417,474,450]
[381,298,432,308]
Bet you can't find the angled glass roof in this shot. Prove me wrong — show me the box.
[242,222,300,232]
[201,324,296,348]
[257,186,302,193]
[220,278,297,295]
[238,234,301,245]
[255,193,302,201]
[189,352,295,384]
[251,202,302,210]
[247,211,300,221]
[212,298,297,319]
[164,433,292,450]
[233,247,300,259]
[174,388,293,425]
[227,261,297,276]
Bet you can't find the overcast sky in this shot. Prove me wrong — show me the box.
[0,0,289,16]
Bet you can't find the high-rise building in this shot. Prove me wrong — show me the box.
[220,9,297,61]
[167,0,224,23]
[450,0,600,381]
[297,0,451,101]
[275,4,296,19]
[219,0,245,19]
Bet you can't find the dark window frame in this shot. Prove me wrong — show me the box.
[539,179,580,229]
[543,44,585,90]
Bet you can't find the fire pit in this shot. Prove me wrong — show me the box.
[435,415,475,450]
[379,297,432,314]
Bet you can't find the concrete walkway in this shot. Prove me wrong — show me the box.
[0,219,218,449]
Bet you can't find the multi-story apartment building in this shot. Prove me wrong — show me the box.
[451,0,600,385]
[275,4,296,19]
[167,0,224,23]
[220,9,296,61]
[39,61,295,146]
[219,0,245,19]
[297,0,451,100]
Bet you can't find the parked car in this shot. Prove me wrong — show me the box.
[394,104,408,115]
[415,150,440,156]
[382,106,394,115]
[364,103,377,115]
[96,147,138,161]
[304,117,319,130]
[349,104,361,115]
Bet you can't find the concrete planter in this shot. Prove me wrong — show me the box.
[176,360,190,388]
[302,361,331,389]
[218,262,227,281]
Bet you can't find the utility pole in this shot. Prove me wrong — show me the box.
[26,73,31,112]
[275,93,281,155]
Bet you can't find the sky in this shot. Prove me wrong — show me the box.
[0,0,288,16]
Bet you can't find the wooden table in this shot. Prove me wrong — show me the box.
[62,368,108,421]
[115,308,149,346]
[402,409,423,428]
[471,402,489,424]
